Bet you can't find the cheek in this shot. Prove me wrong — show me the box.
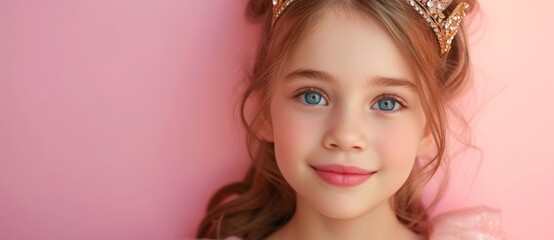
[374,118,421,173]
[270,97,321,164]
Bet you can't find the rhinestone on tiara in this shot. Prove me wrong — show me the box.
[404,0,469,54]
[272,0,295,27]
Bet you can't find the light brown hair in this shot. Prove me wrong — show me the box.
[197,0,480,239]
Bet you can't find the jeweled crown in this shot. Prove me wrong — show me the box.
[271,0,295,26]
[271,0,469,55]
[404,0,469,54]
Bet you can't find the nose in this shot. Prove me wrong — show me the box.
[322,107,368,152]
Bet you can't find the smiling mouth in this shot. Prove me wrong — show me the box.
[310,164,375,174]
[310,164,376,187]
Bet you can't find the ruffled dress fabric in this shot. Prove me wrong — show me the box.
[429,205,504,240]
[212,205,504,240]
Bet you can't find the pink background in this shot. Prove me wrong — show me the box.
[0,0,552,239]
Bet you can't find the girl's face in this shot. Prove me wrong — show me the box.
[260,8,431,219]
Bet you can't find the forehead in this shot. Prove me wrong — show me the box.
[283,7,412,88]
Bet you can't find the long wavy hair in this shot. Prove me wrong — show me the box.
[197,0,480,239]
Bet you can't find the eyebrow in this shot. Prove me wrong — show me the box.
[284,68,417,91]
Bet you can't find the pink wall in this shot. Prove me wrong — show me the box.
[0,0,551,239]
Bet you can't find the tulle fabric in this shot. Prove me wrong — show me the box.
[430,205,504,240]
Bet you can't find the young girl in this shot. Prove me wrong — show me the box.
[197,0,503,239]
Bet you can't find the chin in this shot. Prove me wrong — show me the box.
[310,196,382,220]
[319,205,372,220]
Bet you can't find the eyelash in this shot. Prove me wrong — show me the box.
[293,86,409,113]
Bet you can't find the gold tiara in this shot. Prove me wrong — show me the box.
[271,0,469,55]
[404,0,469,54]
[271,0,294,26]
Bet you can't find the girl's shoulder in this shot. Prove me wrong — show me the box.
[429,205,504,240]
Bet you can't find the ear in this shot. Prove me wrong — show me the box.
[257,115,274,142]
[416,125,434,157]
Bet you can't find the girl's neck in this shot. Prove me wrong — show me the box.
[266,195,422,240]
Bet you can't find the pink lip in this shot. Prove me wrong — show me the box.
[311,164,376,187]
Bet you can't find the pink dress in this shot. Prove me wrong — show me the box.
[217,205,504,240]
[429,205,504,240]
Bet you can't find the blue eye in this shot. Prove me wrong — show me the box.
[297,90,328,106]
[371,97,404,112]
